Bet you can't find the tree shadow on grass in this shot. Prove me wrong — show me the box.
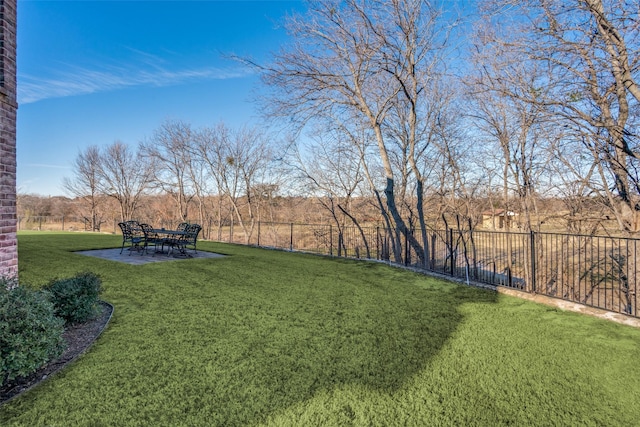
[3,240,499,426]
[211,260,499,425]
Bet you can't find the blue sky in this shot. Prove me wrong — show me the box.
[17,0,303,196]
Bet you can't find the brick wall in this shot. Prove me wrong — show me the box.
[0,0,18,279]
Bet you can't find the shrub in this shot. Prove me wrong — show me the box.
[46,272,102,325]
[0,275,18,291]
[0,285,65,385]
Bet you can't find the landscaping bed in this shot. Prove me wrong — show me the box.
[0,301,112,404]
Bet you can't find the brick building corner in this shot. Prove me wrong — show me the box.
[0,0,18,279]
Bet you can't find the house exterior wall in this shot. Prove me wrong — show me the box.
[0,0,18,279]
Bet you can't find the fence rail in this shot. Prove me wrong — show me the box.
[18,216,639,318]
[217,221,638,319]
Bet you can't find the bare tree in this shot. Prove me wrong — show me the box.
[225,126,272,243]
[141,120,195,221]
[63,145,105,231]
[194,124,228,240]
[478,0,640,233]
[195,123,273,243]
[256,0,456,264]
[466,35,552,232]
[288,123,371,256]
[184,146,210,230]
[381,0,459,264]
[98,141,152,222]
[549,137,606,233]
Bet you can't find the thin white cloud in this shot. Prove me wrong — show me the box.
[25,163,70,169]
[18,61,255,104]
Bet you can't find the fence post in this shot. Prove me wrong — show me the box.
[329,224,333,256]
[431,233,436,270]
[530,231,537,293]
[257,220,261,247]
[449,227,454,276]
[290,223,294,251]
[404,230,409,266]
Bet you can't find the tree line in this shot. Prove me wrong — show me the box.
[62,121,282,243]
[55,0,638,264]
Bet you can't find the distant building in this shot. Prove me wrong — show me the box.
[0,0,18,278]
[482,209,518,230]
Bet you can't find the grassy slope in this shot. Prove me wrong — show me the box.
[1,232,639,426]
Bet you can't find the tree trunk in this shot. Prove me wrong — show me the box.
[384,178,425,265]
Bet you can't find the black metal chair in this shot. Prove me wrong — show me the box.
[118,221,145,255]
[169,223,202,257]
[182,223,202,254]
[139,223,161,255]
[162,222,187,254]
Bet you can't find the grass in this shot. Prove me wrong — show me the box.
[1,232,640,426]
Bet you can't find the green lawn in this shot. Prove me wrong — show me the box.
[2,232,640,426]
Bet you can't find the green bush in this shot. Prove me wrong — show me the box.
[0,275,18,291]
[0,284,65,385]
[46,272,102,325]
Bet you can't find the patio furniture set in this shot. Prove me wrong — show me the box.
[118,220,202,257]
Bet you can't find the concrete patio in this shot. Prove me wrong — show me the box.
[75,248,225,265]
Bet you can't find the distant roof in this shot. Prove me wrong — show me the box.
[482,209,517,216]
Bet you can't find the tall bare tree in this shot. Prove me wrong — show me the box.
[288,124,371,256]
[194,124,228,240]
[98,141,152,222]
[141,120,195,221]
[195,123,272,243]
[466,34,551,231]
[478,0,640,233]
[256,0,455,263]
[63,145,105,231]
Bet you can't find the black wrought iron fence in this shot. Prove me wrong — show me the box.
[18,216,102,232]
[17,216,211,235]
[213,221,638,318]
[19,216,638,318]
